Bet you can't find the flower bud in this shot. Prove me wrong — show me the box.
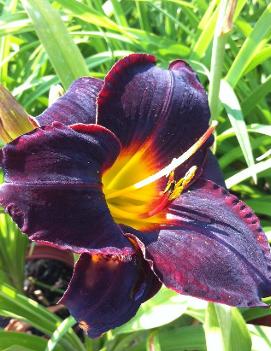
[0,85,38,144]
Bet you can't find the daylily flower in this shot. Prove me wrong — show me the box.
[0,54,271,338]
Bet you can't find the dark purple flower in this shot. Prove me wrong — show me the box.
[0,54,271,337]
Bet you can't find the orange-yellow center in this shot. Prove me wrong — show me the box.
[103,142,166,231]
[102,122,217,231]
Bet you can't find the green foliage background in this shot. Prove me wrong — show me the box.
[0,0,271,350]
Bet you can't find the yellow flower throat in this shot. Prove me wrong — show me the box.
[102,122,217,231]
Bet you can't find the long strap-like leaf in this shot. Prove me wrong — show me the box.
[22,0,89,90]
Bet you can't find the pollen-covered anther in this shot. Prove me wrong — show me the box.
[168,165,198,201]
[146,166,198,218]
[79,320,90,332]
[163,171,175,194]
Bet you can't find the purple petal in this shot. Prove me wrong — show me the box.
[0,122,133,254]
[60,249,161,338]
[37,77,103,126]
[132,179,271,307]
[97,54,212,176]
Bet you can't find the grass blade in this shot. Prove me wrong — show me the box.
[204,303,224,351]
[110,0,128,27]
[244,45,271,74]
[225,158,271,188]
[114,287,187,334]
[192,0,246,59]
[45,316,77,351]
[0,284,84,351]
[208,0,234,119]
[241,75,271,116]
[215,305,251,351]
[21,0,89,89]
[204,303,251,351]
[220,79,256,183]
[56,0,120,32]
[0,331,64,351]
[226,3,271,87]
[159,325,206,351]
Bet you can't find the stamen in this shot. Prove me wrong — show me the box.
[145,165,197,217]
[163,171,175,194]
[105,121,217,200]
[168,165,197,201]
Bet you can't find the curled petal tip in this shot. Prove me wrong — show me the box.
[168,59,191,71]
[37,77,103,126]
[61,248,160,338]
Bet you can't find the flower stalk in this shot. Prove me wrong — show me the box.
[208,0,237,120]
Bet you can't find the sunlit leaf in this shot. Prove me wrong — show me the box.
[204,303,251,351]
[220,79,256,182]
[21,0,89,89]
[226,3,271,87]
[114,287,187,334]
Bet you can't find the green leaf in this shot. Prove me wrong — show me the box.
[0,331,63,351]
[147,332,161,351]
[21,0,89,89]
[114,287,187,334]
[204,303,251,351]
[111,331,147,351]
[110,0,128,27]
[245,198,271,217]
[159,325,206,351]
[204,303,224,351]
[249,325,271,351]
[244,45,271,74]
[216,305,251,351]
[219,79,256,183]
[192,0,246,59]
[185,298,208,323]
[0,213,28,291]
[217,123,271,143]
[0,13,32,37]
[0,284,84,351]
[0,84,35,143]
[192,4,218,59]
[135,0,151,31]
[242,305,271,324]
[56,0,177,51]
[45,316,77,351]
[56,0,121,32]
[225,158,271,188]
[241,75,271,116]
[85,50,132,70]
[208,0,229,120]
[226,3,271,87]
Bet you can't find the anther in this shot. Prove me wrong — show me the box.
[168,166,197,201]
